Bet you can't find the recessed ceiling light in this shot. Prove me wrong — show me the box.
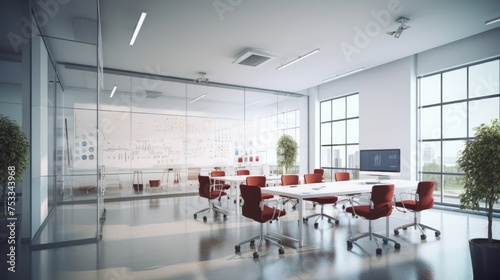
[322,67,365,83]
[129,12,147,46]
[276,49,320,71]
[485,16,500,25]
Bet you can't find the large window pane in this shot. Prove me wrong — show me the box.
[443,174,464,203]
[469,60,499,98]
[420,106,441,139]
[321,146,331,167]
[321,122,331,145]
[442,140,463,172]
[443,68,467,102]
[346,119,359,143]
[442,102,467,138]
[346,145,359,169]
[469,97,500,135]
[321,100,331,122]
[332,120,346,144]
[332,98,345,120]
[420,74,441,106]
[332,147,345,168]
[421,141,441,172]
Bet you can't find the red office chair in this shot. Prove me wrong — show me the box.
[281,174,299,209]
[193,175,228,221]
[313,168,324,179]
[393,181,441,240]
[334,172,361,210]
[246,175,274,200]
[236,169,250,175]
[235,184,286,258]
[303,173,339,228]
[210,170,231,199]
[345,184,401,254]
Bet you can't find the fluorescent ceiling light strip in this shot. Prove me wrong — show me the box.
[243,100,262,107]
[109,85,117,98]
[485,16,500,25]
[322,67,365,83]
[189,94,206,103]
[129,12,147,45]
[276,48,320,70]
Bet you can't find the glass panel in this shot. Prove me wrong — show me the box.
[469,60,500,98]
[332,120,346,144]
[332,147,345,168]
[346,94,359,118]
[321,122,331,145]
[469,97,500,135]
[443,68,467,102]
[420,74,441,106]
[346,119,359,143]
[421,141,441,172]
[346,145,359,169]
[321,100,331,122]
[332,98,345,120]
[321,146,331,168]
[442,102,467,138]
[442,140,464,172]
[443,174,464,204]
[420,106,441,139]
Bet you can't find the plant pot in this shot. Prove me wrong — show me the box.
[469,238,500,279]
[149,180,160,188]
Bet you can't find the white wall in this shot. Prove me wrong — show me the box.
[309,56,416,180]
[418,27,500,76]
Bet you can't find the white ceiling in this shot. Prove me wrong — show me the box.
[41,0,500,93]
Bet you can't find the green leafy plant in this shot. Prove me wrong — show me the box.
[457,118,500,243]
[0,115,30,217]
[276,134,298,174]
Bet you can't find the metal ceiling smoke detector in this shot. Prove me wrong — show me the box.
[387,17,410,38]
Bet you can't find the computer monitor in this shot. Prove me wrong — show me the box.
[359,149,400,180]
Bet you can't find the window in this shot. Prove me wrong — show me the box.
[320,93,359,181]
[418,58,500,209]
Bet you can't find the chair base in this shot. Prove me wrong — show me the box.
[235,223,285,258]
[347,231,401,255]
[193,204,228,222]
[393,218,441,240]
[304,205,339,228]
[283,198,298,209]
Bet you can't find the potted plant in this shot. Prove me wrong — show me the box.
[0,115,30,244]
[457,118,500,279]
[276,134,298,174]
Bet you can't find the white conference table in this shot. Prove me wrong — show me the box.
[260,179,418,248]
[210,175,282,214]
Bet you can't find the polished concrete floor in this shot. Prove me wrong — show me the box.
[3,194,499,280]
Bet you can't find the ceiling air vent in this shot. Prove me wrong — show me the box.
[233,49,274,67]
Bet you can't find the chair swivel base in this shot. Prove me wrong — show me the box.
[193,205,228,222]
[235,234,284,258]
[393,220,441,240]
[347,232,401,255]
[303,213,339,228]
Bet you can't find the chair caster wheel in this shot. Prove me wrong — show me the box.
[278,248,284,255]
[342,205,346,210]
[223,214,227,219]
[421,234,427,240]
[304,218,308,222]
[314,223,319,228]
[395,243,401,249]
[250,240,255,244]
[383,239,388,244]
[335,220,340,225]
[347,241,353,248]
[235,245,240,252]
[394,230,399,235]
[194,214,197,219]
[292,206,296,210]
[403,227,407,230]
[327,218,331,223]
[203,216,207,222]
[253,252,259,258]
[376,248,382,255]
[435,231,441,237]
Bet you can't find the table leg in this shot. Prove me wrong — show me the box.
[298,197,304,248]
